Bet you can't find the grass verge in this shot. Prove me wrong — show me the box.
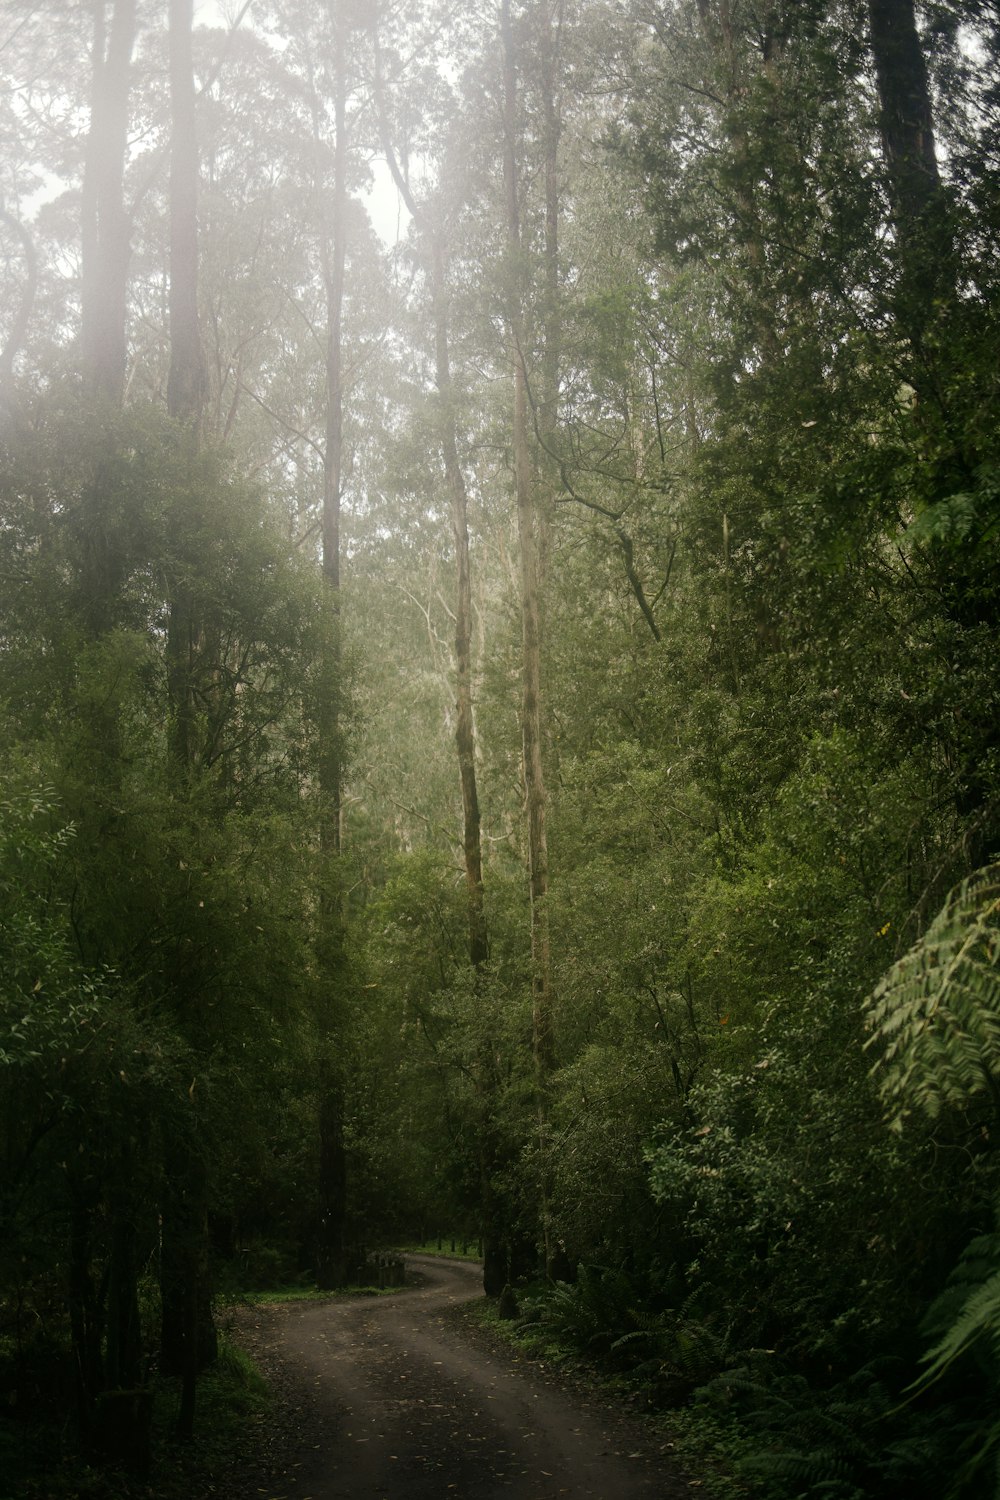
[463,1294,751,1499]
[243,1281,406,1303]
[399,1239,482,1262]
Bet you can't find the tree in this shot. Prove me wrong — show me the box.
[501,0,557,1273]
[80,0,136,403]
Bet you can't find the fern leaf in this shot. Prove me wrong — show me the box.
[916,1267,1000,1387]
[864,865,1000,1124]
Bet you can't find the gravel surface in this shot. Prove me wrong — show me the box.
[220,1255,694,1500]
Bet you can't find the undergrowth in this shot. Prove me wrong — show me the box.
[1,1335,270,1500]
[472,1265,964,1500]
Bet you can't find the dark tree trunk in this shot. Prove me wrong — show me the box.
[867,0,953,328]
[69,1196,104,1449]
[159,1141,217,1420]
[105,1212,141,1391]
[315,1081,348,1289]
[161,0,215,1439]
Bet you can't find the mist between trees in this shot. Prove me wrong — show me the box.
[1,0,999,1494]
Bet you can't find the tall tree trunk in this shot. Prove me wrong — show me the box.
[166,0,205,432]
[372,34,489,972]
[314,0,350,1293]
[77,0,136,639]
[68,1192,103,1452]
[80,0,136,404]
[501,0,556,1275]
[373,27,498,1277]
[165,0,207,771]
[161,0,215,1440]
[867,0,953,332]
[430,237,490,972]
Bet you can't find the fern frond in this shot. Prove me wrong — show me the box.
[864,865,1000,1126]
[920,1267,1000,1382]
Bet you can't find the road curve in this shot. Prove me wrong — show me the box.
[233,1254,690,1500]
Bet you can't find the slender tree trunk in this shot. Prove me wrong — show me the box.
[80,0,136,404]
[430,238,490,971]
[69,1193,103,1451]
[314,0,350,1293]
[372,34,489,972]
[105,1203,141,1392]
[162,0,215,1439]
[373,30,499,1277]
[166,0,205,431]
[165,0,207,771]
[320,1,346,824]
[77,0,136,638]
[539,0,562,453]
[432,232,508,1292]
[502,0,556,1275]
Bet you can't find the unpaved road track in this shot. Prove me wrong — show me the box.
[231,1255,691,1500]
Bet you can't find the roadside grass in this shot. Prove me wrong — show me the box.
[466,1294,751,1500]
[399,1238,482,1262]
[242,1281,406,1303]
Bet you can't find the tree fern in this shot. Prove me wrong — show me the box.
[864,865,1000,1128]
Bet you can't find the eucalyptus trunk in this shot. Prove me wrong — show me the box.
[314,0,350,1292]
[502,0,556,1275]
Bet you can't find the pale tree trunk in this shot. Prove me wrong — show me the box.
[80,0,135,404]
[432,244,489,972]
[501,0,556,1276]
[77,0,136,639]
[429,232,503,1290]
[165,0,207,773]
[373,32,489,971]
[373,26,496,1275]
[314,0,349,1292]
[166,0,205,431]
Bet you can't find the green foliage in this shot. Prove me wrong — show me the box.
[697,1358,955,1500]
[865,865,1000,1128]
[0,779,102,1071]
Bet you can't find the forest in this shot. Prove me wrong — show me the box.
[1,0,999,1495]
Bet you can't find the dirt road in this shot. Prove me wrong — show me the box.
[231,1255,691,1500]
